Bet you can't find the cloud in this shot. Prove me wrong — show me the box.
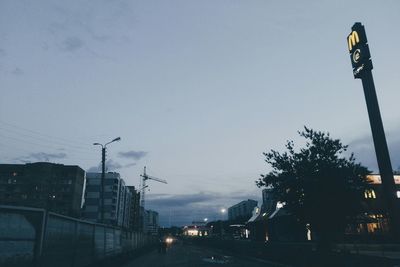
[15,152,67,163]
[86,166,99,172]
[106,159,123,171]
[11,67,24,76]
[62,36,84,52]
[118,150,147,160]
[87,159,136,172]
[124,162,137,168]
[146,192,217,208]
[145,191,260,226]
[47,1,136,55]
[348,130,400,172]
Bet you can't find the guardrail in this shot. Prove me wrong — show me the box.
[0,205,155,267]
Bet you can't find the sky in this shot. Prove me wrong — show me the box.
[1,0,400,226]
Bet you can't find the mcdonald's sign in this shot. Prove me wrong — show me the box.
[347,22,373,79]
[348,31,359,51]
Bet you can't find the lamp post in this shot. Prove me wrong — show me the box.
[220,208,226,237]
[93,137,121,223]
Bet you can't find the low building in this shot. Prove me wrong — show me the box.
[0,162,85,218]
[183,225,209,237]
[258,174,400,242]
[352,174,400,237]
[83,172,131,227]
[262,188,276,213]
[228,199,258,221]
[246,206,266,241]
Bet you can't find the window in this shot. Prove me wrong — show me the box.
[85,206,99,212]
[87,192,100,198]
[364,189,376,199]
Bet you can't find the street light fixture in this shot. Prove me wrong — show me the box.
[220,208,226,237]
[93,137,121,223]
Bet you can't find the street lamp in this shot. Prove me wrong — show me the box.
[220,208,226,237]
[93,137,121,223]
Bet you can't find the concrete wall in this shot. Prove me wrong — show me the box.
[0,205,155,267]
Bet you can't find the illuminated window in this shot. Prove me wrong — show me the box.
[364,189,376,199]
[397,191,400,198]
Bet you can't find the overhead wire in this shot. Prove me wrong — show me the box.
[0,120,103,160]
[0,126,95,154]
[0,119,96,148]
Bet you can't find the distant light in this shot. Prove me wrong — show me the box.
[186,229,198,236]
[221,208,226,213]
[397,191,400,198]
[276,202,285,209]
[204,218,208,222]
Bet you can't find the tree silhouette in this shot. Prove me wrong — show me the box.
[256,127,370,249]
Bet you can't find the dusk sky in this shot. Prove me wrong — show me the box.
[1,0,400,226]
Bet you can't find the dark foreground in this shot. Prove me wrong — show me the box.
[120,240,287,267]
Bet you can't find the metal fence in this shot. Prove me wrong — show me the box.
[0,205,155,267]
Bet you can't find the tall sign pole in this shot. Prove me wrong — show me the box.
[101,147,106,223]
[347,22,400,240]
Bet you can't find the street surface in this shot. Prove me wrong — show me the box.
[121,240,288,267]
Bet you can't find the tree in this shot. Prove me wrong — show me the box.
[256,127,370,248]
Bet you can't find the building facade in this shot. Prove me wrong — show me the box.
[228,199,258,221]
[127,186,141,231]
[145,209,159,235]
[83,172,131,227]
[354,174,400,236]
[0,162,85,218]
[262,188,277,214]
[258,174,400,242]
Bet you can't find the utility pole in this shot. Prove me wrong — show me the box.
[347,23,400,240]
[93,137,121,224]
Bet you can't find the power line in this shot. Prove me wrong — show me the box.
[0,120,95,148]
[0,127,96,155]
[0,133,99,161]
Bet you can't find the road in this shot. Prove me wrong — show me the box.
[120,240,288,267]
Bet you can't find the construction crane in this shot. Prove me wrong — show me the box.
[140,166,167,209]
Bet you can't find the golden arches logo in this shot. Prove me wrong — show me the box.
[348,31,360,51]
